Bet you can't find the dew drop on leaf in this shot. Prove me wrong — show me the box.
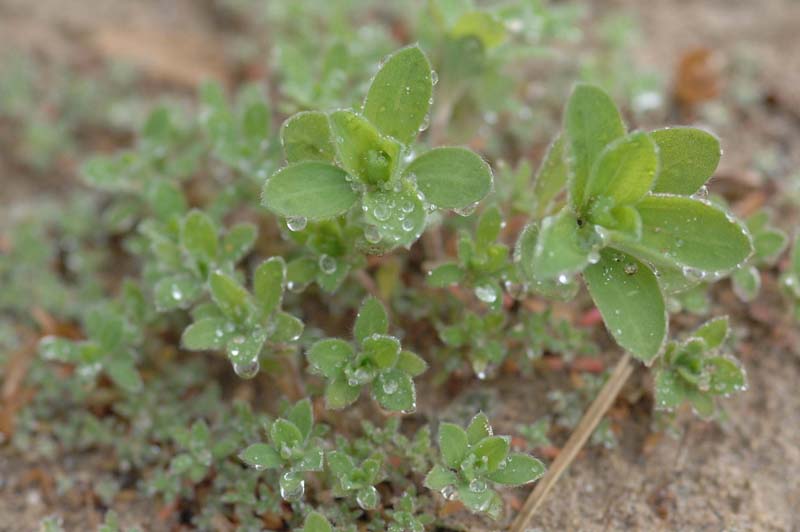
[233,359,259,379]
[286,216,307,232]
[364,224,382,244]
[623,263,639,275]
[441,485,458,501]
[474,284,497,303]
[318,254,337,274]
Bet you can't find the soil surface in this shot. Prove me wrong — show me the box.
[1,0,799,531]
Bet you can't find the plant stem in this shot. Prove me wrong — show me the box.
[510,353,634,531]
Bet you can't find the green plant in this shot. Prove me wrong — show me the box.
[515,84,753,362]
[424,413,545,518]
[780,233,800,320]
[730,211,788,301]
[654,317,746,418]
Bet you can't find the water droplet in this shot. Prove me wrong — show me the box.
[233,359,259,379]
[474,284,497,303]
[318,254,337,274]
[504,280,526,299]
[588,251,601,264]
[373,203,390,221]
[401,218,415,232]
[382,377,398,395]
[286,216,307,232]
[623,263,638,275]
[431,70,439,86]
[171,286,183,301]
[364,224,382,243]
[441,485,458,500]
[279,472,305,501]
[418,113,430,132]
[693,185,709,200]
[557,274,569,285]
[469,479,488,493]
[454,202,478,217]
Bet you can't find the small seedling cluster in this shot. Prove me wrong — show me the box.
[2,3,796,530]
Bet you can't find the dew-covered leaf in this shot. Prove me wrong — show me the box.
[486,453,545,486]
[427,263,464,287]
[372,369,415,412]
[181,317,229,350]
[325,377,361,409]
[363,45,432,145]
[471,435,510,472]
[221,223,257,264]
[270,418,303,448]
[239,443,282,469]
[406,147,492,210]
[307,339,353,378]
[618,195,752,274]
[329,110,401,185]
[466,412,492,445]
[181,210,218,262]
[362,334,401,369]
[301,511,333,532]
[154,274,202,312]
[361,184,426,248]
[262,161,358,220]
[269,311,304,343]
[423,464,458,490]
[209,271,252,323]
[692,316,729,350]
[529,209,591,281]
[354,296,389,344]
[583,249,667,362]
[396,350,428,377]
[287,398,313,441]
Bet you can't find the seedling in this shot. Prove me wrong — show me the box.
[653,317,746,418]
[239,398,324,501]
[424,413,545,518]
[263,45,493,253]
[516,84,753,362]
[306,297,427,412]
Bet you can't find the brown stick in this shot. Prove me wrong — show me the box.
[510,353,634,531]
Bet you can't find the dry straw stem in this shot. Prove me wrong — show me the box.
[510,353,633,531]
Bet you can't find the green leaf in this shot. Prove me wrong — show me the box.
[688,389,715,418]
[438,423,469,469]
[363,45,433,145]
[239,443,282,469]
[651,127,721,195]
[753,228,787,263]
[270,311,304,343]
[584,132,659,210]
[362,334,401,369]
[654,368,687,410]
[301,511,333,532]
[564,83,626,210]
[146,180,187,221]
[262,161,358,220]
[472,435,510,472]
[618,195,753,274]
[692,317,729,349]
[84,308,125,351]
[181,317,229,350]
[181,210,218,262]
[326,450,355,476]
[423,464,458,490]
[209,271,252,323]
[39,336,81,363]
[407,147,492,210]
[254,257,285,317]
[221,223,257,264]
[583,249,667,362]
[450,11,506,49]
[105,356,143,393]
[270,418,303,448]
[281,111,335,163]
[325,377,361,409]
[427,263,464,287]
[707,356,745,395]
[532,135,568,219]
[329,110,401,185]
[307,339,353,378]
[732,265,760,302]
[466,412,492,445]
[529,209,592,281]
[459,487,503,519]
[154,274,202,312]
[373,369,415,412]
[487,453,546,485]
[354,296,389,344]
[396,350,428,377]
[287,399,313,441]
[476,206,503,250]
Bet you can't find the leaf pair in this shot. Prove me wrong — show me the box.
[306,297,427,412]
[263,45,493,250]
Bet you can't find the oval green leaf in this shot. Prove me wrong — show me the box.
[407,147,492,210]
[262,161,358,220]
[651,127,721,195]
[281,111,335,163]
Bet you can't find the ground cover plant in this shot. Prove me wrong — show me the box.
[2,1,799,530]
